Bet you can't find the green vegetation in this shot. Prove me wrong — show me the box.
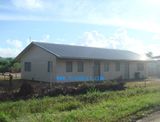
[0,81,160,122]
[0,57,20,73]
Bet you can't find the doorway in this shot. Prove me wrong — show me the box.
[94,61,100,81]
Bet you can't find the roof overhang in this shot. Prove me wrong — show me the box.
[15,42,34,61]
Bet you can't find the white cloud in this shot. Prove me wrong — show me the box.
[0,48,22,57]
[0,40,23,57]
[0,34,52,57]
[12,0,43,9]
[144,0,160,5]
[6,40,23,48]
[0,0,159,33]
[152,34,160,40]
[41,34,50,42]
[0,14,50,21]
[11,0,44,10]
[1,30,160,57]
[78,29,157,55]
[26,34,51,45]
[80,31,109,48]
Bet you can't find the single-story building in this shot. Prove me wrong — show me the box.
[147,56,160,77]
[16,42,149,82]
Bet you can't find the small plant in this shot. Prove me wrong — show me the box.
[17,82,34,98]
[55,101,82,111]
[87,87,99,94]
[0,112,10,122]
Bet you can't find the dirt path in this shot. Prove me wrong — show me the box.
[137,111,160,122]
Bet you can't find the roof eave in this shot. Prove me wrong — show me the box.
[15,42,61,62]
[33,42,60,57]
[57,56,149,61]
[15,42,34,61]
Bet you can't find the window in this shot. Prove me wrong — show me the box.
[66,61,72,72]
[77,61,84,72]
[48,61,53,72]
[24,62,31,72]
[137,63,144,71]
[104,63,109,72]
[116,62,120,71]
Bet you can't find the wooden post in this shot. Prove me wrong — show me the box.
[9,74,13,89]
[145,79,147,87]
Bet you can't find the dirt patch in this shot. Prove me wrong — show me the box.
[0,79,125,101]
[0,79,49,100]
[137,111,160,122]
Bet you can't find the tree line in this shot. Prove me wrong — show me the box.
[0,57,21,73]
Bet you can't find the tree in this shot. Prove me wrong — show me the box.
[146,52,153,58]
[0,58,16,73]
[11,62,21,73]
[0,57,21,73]
[0,60,10,73]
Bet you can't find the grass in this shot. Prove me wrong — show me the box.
[0,80,160,122]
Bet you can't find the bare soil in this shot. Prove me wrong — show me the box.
[137,111,160,122]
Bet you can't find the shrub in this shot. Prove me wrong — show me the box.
[75,83,90,94]
[87,87,99,93]
[42,81,125,97]
[17,82,34,98]
[0,112,10,122]
[56,101,82,111]
[94,82,125,91]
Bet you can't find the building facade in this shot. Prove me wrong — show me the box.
[16,42,148,82]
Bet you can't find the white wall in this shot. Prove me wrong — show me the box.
[21,45,56,82]
[56,59,93,82]
[148,61,160,77]
[129,61,148,79]
[20,45,148,82]
[56,60,148,82]
[101,61,125,80]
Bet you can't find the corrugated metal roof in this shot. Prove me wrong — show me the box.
[32,42,148,61]
[153,56,160,59]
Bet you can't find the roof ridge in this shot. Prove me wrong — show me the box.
[15,41,148,61]
[33,41,134,53]
[33,41,61,57]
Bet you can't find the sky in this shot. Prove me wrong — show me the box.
[0,0,160,57]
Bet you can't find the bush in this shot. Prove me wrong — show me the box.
[56,101,82,111]
[44,81,125,97]
[0,81,125,101]
[17,82,34,98]
[97,81,125,91]
[0,112,10,122]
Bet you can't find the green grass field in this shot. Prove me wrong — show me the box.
[0,80,160,122]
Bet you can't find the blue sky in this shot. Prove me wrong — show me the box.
[0,0,160,57]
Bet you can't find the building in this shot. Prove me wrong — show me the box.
[16,42,148,82]
[147,56,160,77]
